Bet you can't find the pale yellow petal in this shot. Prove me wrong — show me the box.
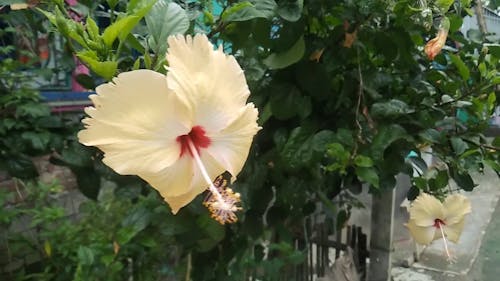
[78,70,192,174]
[99,139,180,175]
[166,34,251,132]
[10,4,29,10]
[409,193,445,227]
[443,218,466,243]
[406,220,436,245]
[206,104,260,177]
[141,156,194,198]
[81,70,191,138]
[162,188,200,214]
[443,194,471,226]
[142,152,225,212]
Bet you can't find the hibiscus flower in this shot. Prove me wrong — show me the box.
[78,34,260,223]
[406,193,471,261]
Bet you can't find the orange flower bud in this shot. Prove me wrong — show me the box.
[424,17,450,60]
[424,29,448,60]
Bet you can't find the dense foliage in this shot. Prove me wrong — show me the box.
[1,0,499,280]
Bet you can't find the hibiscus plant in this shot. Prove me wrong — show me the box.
[1,0,499,280]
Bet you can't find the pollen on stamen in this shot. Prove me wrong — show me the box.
[203,176,242,225]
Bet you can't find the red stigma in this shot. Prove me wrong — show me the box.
[434,218,445,228]
[176,126,211,157]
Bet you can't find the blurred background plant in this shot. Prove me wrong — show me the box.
[0,0,499,280]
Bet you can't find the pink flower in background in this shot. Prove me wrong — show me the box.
[65,0,78,6]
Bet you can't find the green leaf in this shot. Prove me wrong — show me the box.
[311,130,335,152]
[356,166,379,188]
[451,137,468,155]
[428,170,449,191]
[16,102,50,117]
[277,0,303,22]
[121,206,151,237]
[197,215,225,241]
[85,17,100,42]
[74,168,101,200]
[436,0,454,13]
[451,168,475,191]
[21,131,51,150]
[484,159,500,172]
[371,99,415,117]
[102,15,140,47]
[146,1,189,59]
[249,0,277,18]
[467,29,482,43]
[371,125,411,160]
[419,129,443,143]
[77,52,117,80]
[263,36,305,69]
[448,14,463,32]
[484,43,500,58]
[139,236,157,248]
[75,74,96,90]
[222,2,267,22]
[107,0,119,9]
[126,33,145,53]
[281,127,315,168]
[269,83,306,120]
[77,246,95,266]
[326,143,350,174]
[336,209,349,230]
[449,54,470,80]
[36,8,56,26]
[56,143,94,168]
[354,155,374,167]
[4,154,38,179]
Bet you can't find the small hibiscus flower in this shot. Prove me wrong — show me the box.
[78,34,260,223]
[406,193,471,261]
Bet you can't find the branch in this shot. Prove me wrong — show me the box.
[463,138,500,151]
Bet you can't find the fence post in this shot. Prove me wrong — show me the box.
[368,188,395,281]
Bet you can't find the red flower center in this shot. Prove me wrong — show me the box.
[176,126,211,157]
[434,218,446,228]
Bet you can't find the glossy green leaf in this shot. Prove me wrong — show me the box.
[4,154,38,179]
[102,15,140,47]
[371,125,411,160]
[277,0,303,22]
[222,2,267,22]
[77,246,95,265]
[263,36,305,69]
[451,137,468,155]
[436,0,454,13]
[449,54,470,80]
[77,52,117,80]
[21,131,50,151]
[354,155,374,167]
[451,168,476,191]
[371,99,415,117]
[85,17,100,42]
[146,1,189,58]
[356,166,379,188]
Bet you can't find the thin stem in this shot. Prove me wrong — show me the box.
[185,252,192,281]
[463,138,500,151]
